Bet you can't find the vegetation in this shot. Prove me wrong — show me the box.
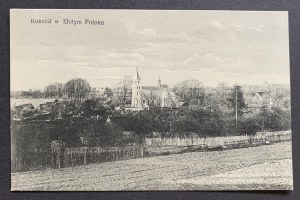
[64,78,91,101]
[173,79,205,102]
[11,77,291,148]
[113,75,132,105]
[12,78,93,100]
[44,83,64,98]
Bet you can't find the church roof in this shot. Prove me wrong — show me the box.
[141,86,177,101]
[131,69,178,102]
[142,86,160,90]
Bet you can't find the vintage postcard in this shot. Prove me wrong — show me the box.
[10,9,292,190]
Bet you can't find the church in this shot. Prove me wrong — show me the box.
[131,69,178,109]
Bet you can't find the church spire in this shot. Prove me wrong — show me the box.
[158,76,161,87]
[134,67,141,80]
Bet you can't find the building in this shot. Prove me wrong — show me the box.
[14,103,34,113]
[88,87,106,99]
[130,69,178,109]
[131,69,143,108]
[248,92,274,109]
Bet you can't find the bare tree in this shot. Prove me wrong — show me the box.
[44,83,64,98]
[64,78,91,101]
[173,79,205,102]
[205,82,233,135]
[114,75,133,105]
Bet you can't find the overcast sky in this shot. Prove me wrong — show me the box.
[10,10,289,91]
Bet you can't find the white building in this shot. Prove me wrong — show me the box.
[130,69,178,109]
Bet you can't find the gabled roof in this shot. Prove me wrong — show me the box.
[254,92,267,99]
[141,87,177,101]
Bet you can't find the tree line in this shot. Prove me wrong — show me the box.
[14,78,96,101]
[13,75,291,139]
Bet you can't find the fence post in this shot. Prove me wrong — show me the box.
[112,149,115,161]
[70,152,73,167]
[115,148,118,161]
[51,153,54,169]
[19,156,22,171]
[84,149,87,165]
[57,153,61,169]
[44,152,47,169]
[140,147,144,157]
[74,152,77,165]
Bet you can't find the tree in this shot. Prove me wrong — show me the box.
[227,85,246,124]
[16,89,43,98]
[114,76,132,105]
[44,83,64,98]
[236,117,260,135]
[31,90,43,98]
[253,106,291,132]
[103,87,113,98]
[64,78,91,101]
[204,83,234,135]
[173,79,205,102]
[80,99,107,117]
[60,100,80,117]
[104,123,124,146]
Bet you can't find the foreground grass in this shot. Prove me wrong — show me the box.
[11,141,293,191]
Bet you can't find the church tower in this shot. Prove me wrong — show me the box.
[131,68,142,108]
[158,76,162,87]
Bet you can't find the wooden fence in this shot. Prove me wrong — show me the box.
[145,131,292,148]
[12,131,291,172]
[11,146,144,172]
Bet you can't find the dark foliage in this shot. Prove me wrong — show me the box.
[80,99,107,117]
[227,85,246,117]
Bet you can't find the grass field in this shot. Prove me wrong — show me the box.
[11,141,293,191]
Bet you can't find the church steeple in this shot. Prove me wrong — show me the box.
[131,68,142,108]
[158,76,161,87]
[134,67,141,81]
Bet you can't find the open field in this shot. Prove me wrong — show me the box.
[11,141,293,191]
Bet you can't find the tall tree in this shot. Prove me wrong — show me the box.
[64,78,91,101]
[173,79,205,102]
[205,83,233,135]
[44,83,64,98]
[227,85,246,124]
[114,76,133,105]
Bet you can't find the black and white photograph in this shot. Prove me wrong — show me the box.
[10,9,292,191]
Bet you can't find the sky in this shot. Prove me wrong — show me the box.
[10,10,290,91]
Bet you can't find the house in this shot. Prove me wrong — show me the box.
[40,99,62,113]
[88,87,106,99]
[249,92,274,109]
[14,103,34,113]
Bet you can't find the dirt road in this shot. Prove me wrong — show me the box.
[11,142,293,191]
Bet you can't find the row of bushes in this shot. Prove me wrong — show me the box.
[11,104,291,159]
[111,106,291,138]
